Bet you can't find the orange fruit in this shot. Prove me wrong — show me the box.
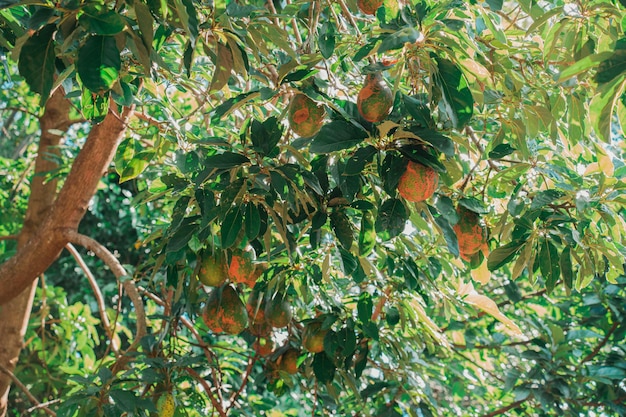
[302,322,328,353]
[397,161,439,202]
[203,285,249,335]
[228,248,259,288]
[247,290,272,337]
[453,206,488,260]
[253,337,274,356]
[277,348,300,374]
[197,251,228,287]
[357,0,383,15]
[357,72,393,123]
[288,93,325,137]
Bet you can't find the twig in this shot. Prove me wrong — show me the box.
[62,230,147,351]
[227,354,258,407]
[64,243,120,355]
[0,363,56,417]
[576,320,619,370]
[480,398,528,417]
[185,367,227,417]
[0,235,18,242]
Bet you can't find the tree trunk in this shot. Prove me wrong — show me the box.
[0,90,71,417]
[0,95,134,416]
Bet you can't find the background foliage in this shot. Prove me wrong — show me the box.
[1,0,625,416]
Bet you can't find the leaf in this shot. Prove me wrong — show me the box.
[357,293,373,324]
[463,291,522,335]
[590,76,626,143]
[134,1,154,50]
[471,258,491,284]
[378,27,421,54]
[358,211,376,256]
[595,49,626,84]
[210,42,234,92]
[245,202,261,240]
[77,35,121,93]
[434,215,459,257]
[539,239,560,293]
[79,7,126,35]
[489,143,516,159]
[17,24,55,104]
[174,0,198,43]
[313,352,335,384]
[558,52,613,82]
[560,246,573,290]
[310,120,368,153]
[375,199,407,241]
[409,128,455,156]
[221,205,244,248]
[318,21,335,59]
[434,57,474,129]
[120,151,153,182]
[251,116,283,157]
[530,189,564,210]
[458,197,488,214]
[344,145,377,176]
[487,241,525,271]
[203,152,250,169]
[403,94,432,127]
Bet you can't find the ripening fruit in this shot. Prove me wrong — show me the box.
[357,72,393,123]
[157,392,175,417]
[357,0,383,15]
[397,161,439,202]
[197,251,228,287]
[253,337,274,356]
[453,206,488,260]
[277,348,300,374]
[288,93,325,137]
[247,290,272,337]
[228,248,257,287]
[302,322,328,353]
[203,285,249,335]
[264,293,292,328]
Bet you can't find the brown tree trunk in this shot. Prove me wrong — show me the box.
[0,94,134,416]
[0,89,71,417]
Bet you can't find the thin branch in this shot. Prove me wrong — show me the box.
[64,243,120,355]
[577,319,619,370]
[0,363,56,417]
[227,354,258,407]
[0,235,18,242]
[62,230,147,352]
[185,367,227,417]
[480,398,528,417]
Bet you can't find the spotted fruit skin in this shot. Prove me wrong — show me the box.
[264,293,292,328]
[228,248,258,287]
[357,73,393,123]
[278,348,300,374]
[203,285,249,335]
[197,251,228,287]
[288,93,325,137]
[157,392,175,417]
[302,322,328,353]
[453,206,488,259]
[397,161,439,202]
[358,0,383,15]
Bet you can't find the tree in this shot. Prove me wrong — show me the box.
[1,0,625,416]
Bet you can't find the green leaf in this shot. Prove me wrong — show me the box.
[357,293,373,324]
[488,241,525,271]
[134,1,154,50]
[313,352,335,384]
[120,151,153,182]
[595,49,626,84]
[403,94,432,127]
[174,0,198,43]
[378,27,420,54]
[318,21,335,59]
[590,76,626,143]
[530,190,564,210]
[539,239,560,293]
[409,128,455,156]
[251,116,283,157]
[560,246,573,290]
[210,42,234,92]
[434,215,459,257]
[203,152,250,169]
[558,52,613,82]
[79,7,125,35]
[344,145,377,176]
[375,199,407,241]
[330,210,354,250]
[77,35,121,93]
[458,197,488,214]
[386,306,400,326]
[245,202,261,241]
[434,57,474,129]
[17,24,55,105]
[489,143,516,159]
[310,120,368,154]
[221,205,244,248]
[358,211,376,256]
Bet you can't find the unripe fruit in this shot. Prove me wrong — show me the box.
[203,285,249,335]
[357,72,393,123]
[277,348,300,374]
[197,251,228,287]
[157,392,175,417]
[397,161,439,202]
[302,322,328,353]
[228,248,258,288]
[453,206,488,260]
[264,294,292,328]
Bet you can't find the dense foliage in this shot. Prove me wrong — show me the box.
[1,0,625,416]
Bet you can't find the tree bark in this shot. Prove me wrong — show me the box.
[0,95,134,416]
[0,89,71,417]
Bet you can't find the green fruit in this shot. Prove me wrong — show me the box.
[278,348,300,374]
[197,251,228,287]
[203,285,249,334]
[157,392,175,417]
[357,72,393,123]
[302,322,328,353]
[288,93,325,137]
[264,293,292,328]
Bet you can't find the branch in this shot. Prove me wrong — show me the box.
[0,363,56,417]
[0,104,135,305]
[185,367,227,417]
[577,319,619,370]
[64,243,120,355]
[62,231,146,352]
[0,236,18,242]
[480,398,528,417]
